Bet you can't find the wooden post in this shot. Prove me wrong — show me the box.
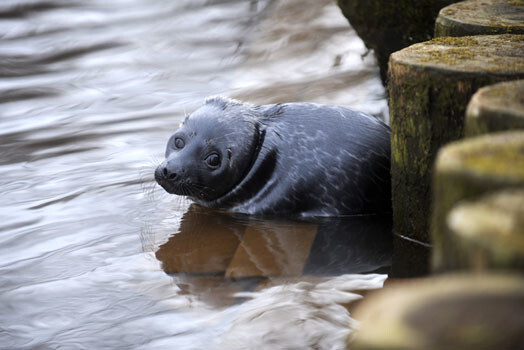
[352,274,524,350]
[388,35,524,263]
[435,0,524,37]
[465,79,524,136]
[447,188,524,271]
[431,131,524,271]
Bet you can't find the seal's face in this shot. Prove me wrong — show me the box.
[155,99,259,202]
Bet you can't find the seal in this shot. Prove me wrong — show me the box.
[154,97,391,217]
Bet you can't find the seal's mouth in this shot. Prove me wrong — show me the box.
[155,178,179,195]
[157,179,212,199]
[154,167,215,200]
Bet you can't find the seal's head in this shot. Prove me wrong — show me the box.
[155,97,259,202]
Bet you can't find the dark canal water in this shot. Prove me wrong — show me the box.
[0,0,389,348]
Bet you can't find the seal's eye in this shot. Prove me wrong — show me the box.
[174,138,185,149]
[205,153,220,168]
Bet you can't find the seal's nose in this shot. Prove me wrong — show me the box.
[154,163,177,183]
[163,167,177,180]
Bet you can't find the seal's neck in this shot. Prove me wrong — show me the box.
[199,123,279,210]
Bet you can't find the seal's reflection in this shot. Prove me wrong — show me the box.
[155,205,392,305]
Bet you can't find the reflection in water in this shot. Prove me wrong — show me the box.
[0,0,389,348]
[155,204,391,309]
[157,205,391,280]
[216,274,387,349]
[155,206,391,348]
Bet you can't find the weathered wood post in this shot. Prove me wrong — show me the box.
[431,131,524,271]
[352,274,524,350]
[435,0,524,37]
[465,79,524,136]
[447,188,524,271]
[388,34,524,275]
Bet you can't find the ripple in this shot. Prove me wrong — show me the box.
[0,0,388,348]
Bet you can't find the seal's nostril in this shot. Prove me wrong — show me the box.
[163,168,168,176]
[168,172,177,180]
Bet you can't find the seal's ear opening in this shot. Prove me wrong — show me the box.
[227,148,233,168]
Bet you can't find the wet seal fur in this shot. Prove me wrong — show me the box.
[155,97,391,217]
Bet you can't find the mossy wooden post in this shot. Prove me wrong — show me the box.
[336,0,460,83]
[447,189,524,271]
[431,131,524,272]
[466,80,524,136]
[435,0,524,37]
[389,35,524,275]
[352,274,524,350]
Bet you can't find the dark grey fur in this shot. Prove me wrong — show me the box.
[155,97,391,217]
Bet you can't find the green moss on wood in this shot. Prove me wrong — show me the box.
[435,0,524,37]
[389,35,524,249]
[397,35,524,74]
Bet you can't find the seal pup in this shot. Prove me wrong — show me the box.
[155,97,391,217]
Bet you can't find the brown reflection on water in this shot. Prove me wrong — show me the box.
[156,205,392,306]
[226,220,317,278]
[157,206,246,275]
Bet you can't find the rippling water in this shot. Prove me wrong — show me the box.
[0,0,389,348]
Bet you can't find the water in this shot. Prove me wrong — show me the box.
[0,0,389,348]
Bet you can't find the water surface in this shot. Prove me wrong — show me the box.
[0,0,389,348]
